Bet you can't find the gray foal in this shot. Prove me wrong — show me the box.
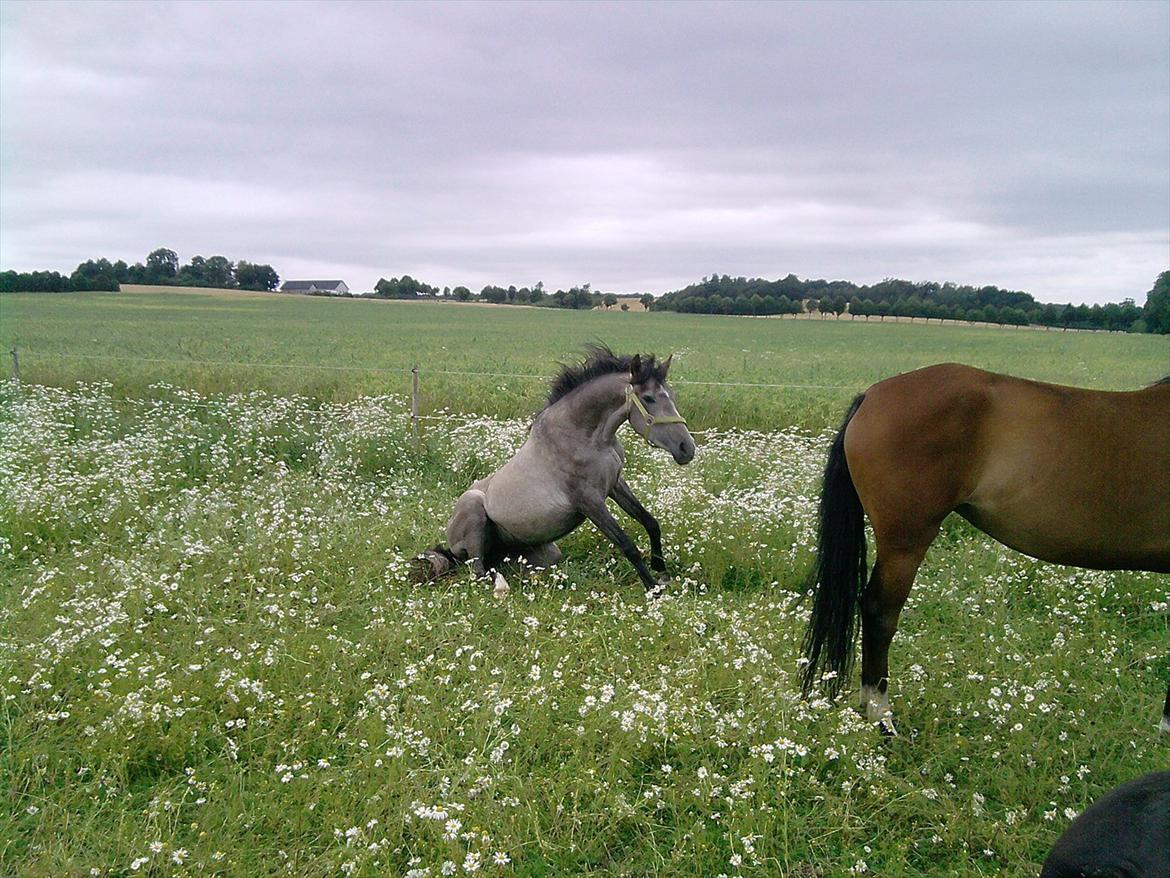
[416,345,695,593]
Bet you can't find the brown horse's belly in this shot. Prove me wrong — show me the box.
[957,499,1170,572]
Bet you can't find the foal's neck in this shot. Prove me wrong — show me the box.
[551,372,630,443]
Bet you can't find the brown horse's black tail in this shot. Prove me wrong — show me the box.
[800,394,869,698]
[1162,679,1170,735]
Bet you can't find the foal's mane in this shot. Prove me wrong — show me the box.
[544,343,668,410]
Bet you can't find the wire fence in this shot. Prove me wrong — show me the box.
[15,349,853,388]
[6,347,857,437]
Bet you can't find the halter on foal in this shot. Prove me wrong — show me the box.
[801,364,1170,734]
[415,345,695,593]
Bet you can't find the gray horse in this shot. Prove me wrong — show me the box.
[415,345,695,593]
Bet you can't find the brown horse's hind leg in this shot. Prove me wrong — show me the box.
[859,542,931,734]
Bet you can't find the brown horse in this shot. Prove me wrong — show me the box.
[800,363,1170,734]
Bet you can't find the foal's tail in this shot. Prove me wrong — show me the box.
[800,394,869,699]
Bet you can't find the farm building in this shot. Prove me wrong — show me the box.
[280,280,349,295]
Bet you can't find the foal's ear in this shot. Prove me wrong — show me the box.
[662,354,672,377]
[629,354,642,381]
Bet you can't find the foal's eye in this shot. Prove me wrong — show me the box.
[642,395,656,405]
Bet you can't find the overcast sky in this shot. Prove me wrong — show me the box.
[2,1,1167,303]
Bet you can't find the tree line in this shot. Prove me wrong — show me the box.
[0,248,280,293]
[370,276,656,311]
[655,272,1170,333]
[7,253,1167,334]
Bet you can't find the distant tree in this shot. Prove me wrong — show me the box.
[829,295,847,318]
[375,275,437,298]
[639,294,654,311]
[603,293,619,309]
[1002,307,1029,326]
[452,285,472,301]
[620,303,629,311]
[203,255,235,288]
[480,284,508,304]
[235,261,280,291]
[551,285,595,309]
[1143,271,1170,334]
[0,269,72,292]
[146,248,179,283]
[894,296,923,319]
[70,258,120,291]
[177,255,207,286]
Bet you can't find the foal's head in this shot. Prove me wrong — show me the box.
[627,353,696,464]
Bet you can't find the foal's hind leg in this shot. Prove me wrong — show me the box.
[446,489,496,578]
[859,541,931,734]
[412,544,459,583]
[521,542,562,569]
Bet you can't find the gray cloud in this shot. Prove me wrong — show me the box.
[2,0,1166,303]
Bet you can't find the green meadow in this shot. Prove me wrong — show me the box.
[1,289,1167,877]
[1,289,1165,430]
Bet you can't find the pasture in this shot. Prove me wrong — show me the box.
[1,289,1168,877]
[1,290,1166,431]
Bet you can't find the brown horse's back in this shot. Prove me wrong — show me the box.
[845,364,1170,572]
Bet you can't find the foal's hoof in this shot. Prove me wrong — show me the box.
[646,578,670,600]
[878,718,898,737]
[411,550,450,584]
[492,571,511,599]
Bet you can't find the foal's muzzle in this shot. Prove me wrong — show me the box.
[672,436,696,464]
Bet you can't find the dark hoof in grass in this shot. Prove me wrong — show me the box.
[411,548,454,584]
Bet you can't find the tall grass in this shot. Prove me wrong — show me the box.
[1,291,1167,876]
[2,291,1166,431]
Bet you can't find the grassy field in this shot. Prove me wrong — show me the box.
[1,289,1166,431]
[1,289,1168,877]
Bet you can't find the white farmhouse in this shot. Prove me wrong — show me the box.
[280,280,349,295]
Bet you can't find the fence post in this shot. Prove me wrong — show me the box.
[9,348,18,384]
[411,365,419,441]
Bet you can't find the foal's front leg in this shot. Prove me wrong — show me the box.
[582,500,662,594]
[609,478,666,574]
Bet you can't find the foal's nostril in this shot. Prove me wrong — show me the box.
[676,439,696,464]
